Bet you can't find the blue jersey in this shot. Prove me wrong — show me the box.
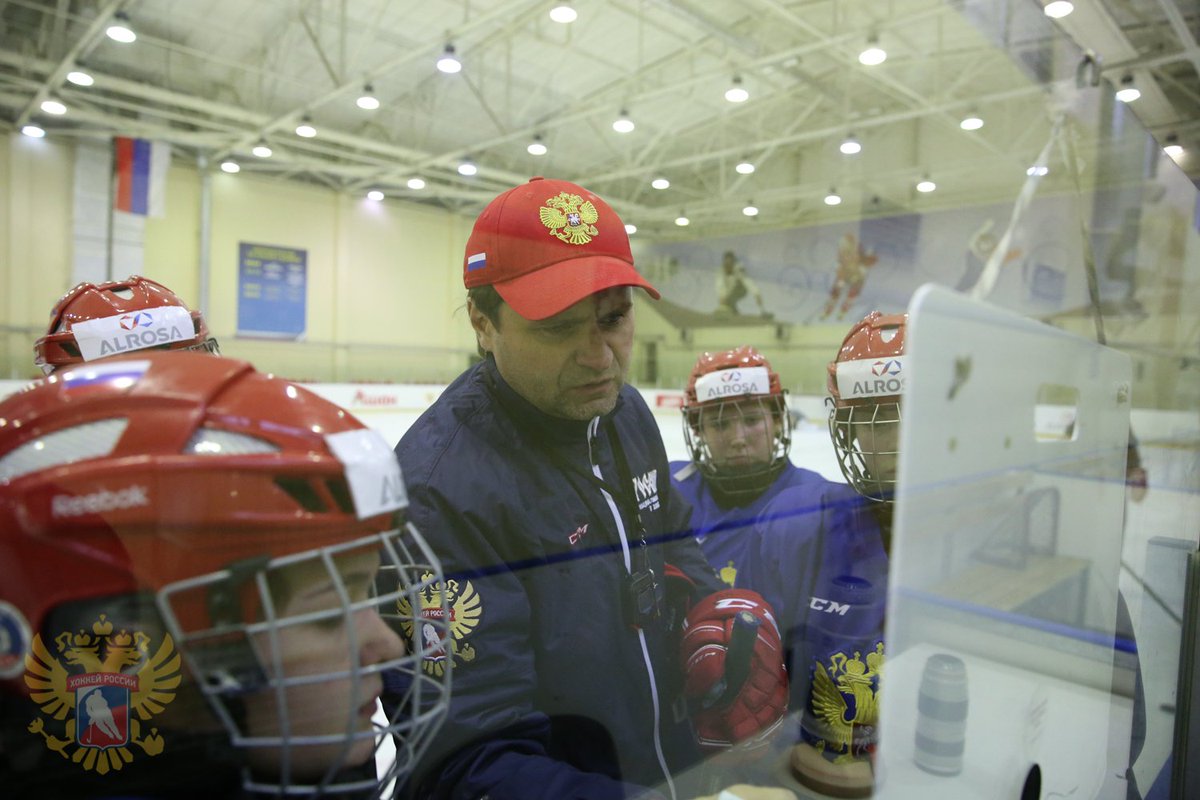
[669,460,829,589]
[739,482,888,761]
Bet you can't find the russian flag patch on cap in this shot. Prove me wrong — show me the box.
[467,252,487,272]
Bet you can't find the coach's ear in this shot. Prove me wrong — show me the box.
[468,298,496,356]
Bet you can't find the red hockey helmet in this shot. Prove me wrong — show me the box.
[33,276,219,375]
[827,311,908,502]
[682,346,792,502]
[0,352,449,796]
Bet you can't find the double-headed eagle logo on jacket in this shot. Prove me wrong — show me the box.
[24,613,181,775]
[809,641,885,762]
[398,574,481,678]
[540,192,600,245]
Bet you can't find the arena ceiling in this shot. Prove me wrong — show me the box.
[1,0,1197,238]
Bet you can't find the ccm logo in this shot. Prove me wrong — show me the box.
[809,596,851,615]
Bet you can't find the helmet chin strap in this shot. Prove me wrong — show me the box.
[703,457,788,508]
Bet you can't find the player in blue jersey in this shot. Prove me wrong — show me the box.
[740,311,906,798]
[671,346,829,589]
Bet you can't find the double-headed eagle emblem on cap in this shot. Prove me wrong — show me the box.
[540,192,600,245]
[24,613,180,775]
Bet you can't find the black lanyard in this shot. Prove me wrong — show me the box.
[483,366,663,626]
[516,414,662,627]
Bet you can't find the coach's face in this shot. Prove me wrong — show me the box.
[471,287,634,420]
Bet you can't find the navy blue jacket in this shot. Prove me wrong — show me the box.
[395,358,722,800]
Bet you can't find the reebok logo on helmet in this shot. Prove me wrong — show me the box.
[52,486,150,518]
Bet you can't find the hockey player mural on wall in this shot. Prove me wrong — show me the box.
[629,192,1166,326]
[819,232,878,321]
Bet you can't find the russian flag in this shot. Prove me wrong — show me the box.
[113,137,170,217]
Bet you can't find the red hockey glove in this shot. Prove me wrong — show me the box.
[680,589,788,751]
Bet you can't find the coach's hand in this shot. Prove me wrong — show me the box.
[680,589,787,751]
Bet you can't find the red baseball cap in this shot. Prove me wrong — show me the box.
[463,177,660,320]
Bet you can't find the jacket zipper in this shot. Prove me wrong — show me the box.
[586,417,676,800]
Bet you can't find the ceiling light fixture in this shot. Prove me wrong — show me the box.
[458,159,477,176]
[549,2,578,24]
[295,117,317,138]
[742,204,759,217]
[1043,1,1074,19]
[1115,74,1140,103]
[437,44,462,74]
[724,77,749,103]
[651,177,670,190]
[735,160,755,175]
[612,110,635,133]
[839,134,861,155]
[66,69,94,86]
[1026,165,1049,177]
[527,135,548,156]
[960,112,984,131]
[367,189,385,201]
[40,99,67,115]
[105,12,136,44]
[220,160,240,174]
[858,36,886,66]
[625,223,638,235]
[674,214,690,227]
[916,177,937,193]
[21,124,45,138]
[824,189,842,206]
[1163,134,1183,158]
[407,177,426,189]
[252,141,273,158]
[356,84,380,110]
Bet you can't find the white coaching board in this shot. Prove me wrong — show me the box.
[877,284,1133,799]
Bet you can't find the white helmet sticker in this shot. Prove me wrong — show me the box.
[693,366,771,403]
[71,305,195,362]
[836,355,907,400]
[325,429,408,519]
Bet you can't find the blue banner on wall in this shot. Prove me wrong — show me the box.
[237,242,307,339]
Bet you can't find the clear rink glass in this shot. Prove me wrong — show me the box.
[4,2,1200,799]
